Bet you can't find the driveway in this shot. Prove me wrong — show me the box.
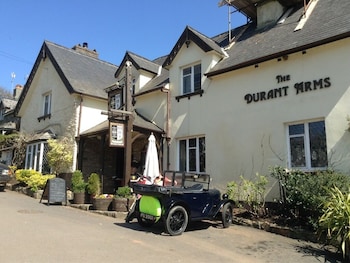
[1,190,342,263]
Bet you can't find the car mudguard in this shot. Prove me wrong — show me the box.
[139,195,162,222]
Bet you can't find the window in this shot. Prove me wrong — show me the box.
[288,120,327,169]
[25,142,50,173]
[182,64,201,95]
[43,92,52,116]
[179,136,205,173]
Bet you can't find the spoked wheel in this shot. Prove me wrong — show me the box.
[222,203,233,228]
[165,206,188,236]
[137,216,156,227]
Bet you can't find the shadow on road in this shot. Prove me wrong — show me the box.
[114,220,213,236]
[294,244,343,263]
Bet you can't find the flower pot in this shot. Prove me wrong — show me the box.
[73,192,85,204]
[92,198,113,211]
[112,198,131,212]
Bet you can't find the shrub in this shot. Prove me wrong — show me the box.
[227,173,268,215]
[270,166,350,230]
[319,186,350,260]
[15,169,55,192]
[115,186,132,198]
[87,173,100,196]
[71,170,87,193]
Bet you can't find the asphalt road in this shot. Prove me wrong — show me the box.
[1,190,342,263]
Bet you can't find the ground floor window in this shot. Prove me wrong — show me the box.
[179,136,205,173]
[25,141,50,174]
[288,120,327,169]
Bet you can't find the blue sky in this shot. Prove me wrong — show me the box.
[0,0,246,92]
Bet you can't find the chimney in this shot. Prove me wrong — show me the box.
[256,0,285,29]
[72,42,99,58]
[13,84,23,100]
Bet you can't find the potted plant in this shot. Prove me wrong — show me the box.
[92,194,114,211]
[112,186,133,212]
[71,170,87,204]
[87,172,101,203]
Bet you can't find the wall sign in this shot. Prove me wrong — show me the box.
[110,122,125,147]
[244,75,331,104]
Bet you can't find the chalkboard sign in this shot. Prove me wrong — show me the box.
[40,178,67,205]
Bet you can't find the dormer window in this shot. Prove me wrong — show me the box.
[182,63,201,95]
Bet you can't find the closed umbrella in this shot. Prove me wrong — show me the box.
[143,133,160,184]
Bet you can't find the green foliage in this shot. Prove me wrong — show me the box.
[47,138,73,175]
[270,166,350,230]
[319,186,350,259]
[87,173,100,196]
[15,169,55,192]
[227,173,268,214]
[71,170,87,193]
[115,186,132,198]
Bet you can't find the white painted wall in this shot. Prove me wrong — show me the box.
[166,38,350,198]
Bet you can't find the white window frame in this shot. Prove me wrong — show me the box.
[43,92,52,116]
[287,119,328,170]
[181,63,201,95]
[178,136,206,173]
[25,141,49,173]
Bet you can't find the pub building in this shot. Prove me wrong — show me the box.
[86,0,350,200]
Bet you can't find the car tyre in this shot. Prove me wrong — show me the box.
[165,205,188,236]
[222,202,233,228]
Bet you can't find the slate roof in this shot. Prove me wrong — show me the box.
[207,0,350,76]
[15,41,118,115]
[163,26,227,68]
[114,51,161,78]
[1,98,17,113]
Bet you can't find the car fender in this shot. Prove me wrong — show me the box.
[212,199,235,217]
[164,199,191,219]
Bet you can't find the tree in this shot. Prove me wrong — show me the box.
[47,137,73,175]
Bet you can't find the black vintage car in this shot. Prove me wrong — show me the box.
[126,171,235,236]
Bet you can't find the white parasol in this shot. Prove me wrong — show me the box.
[143,133,160,184]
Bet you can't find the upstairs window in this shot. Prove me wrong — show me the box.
[43,92,52,116]
[182,63,201,95]
[288,120,328,170]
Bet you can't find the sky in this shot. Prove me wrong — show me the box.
[0,0,246,92]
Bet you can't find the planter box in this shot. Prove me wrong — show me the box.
[92,198,113,211]
[112,198,132,212]
[73,192,85,204]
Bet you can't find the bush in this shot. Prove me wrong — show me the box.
[115,186,132,198]
[227,173,268,215]
[319,186,350,260]
[15,169,55,192]
[270,166,350,230]
[71,170,87,193]
[87,173,100,196]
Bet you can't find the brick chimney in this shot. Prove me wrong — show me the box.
[13,84,23,100]
[72,42,99,58]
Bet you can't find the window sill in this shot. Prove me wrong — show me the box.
[176,90,204,102]
[38,114,51,122]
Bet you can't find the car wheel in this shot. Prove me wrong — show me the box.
[137,216,155,227]
[165,205,188,236]
[222,203,233,228]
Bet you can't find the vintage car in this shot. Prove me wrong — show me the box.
[126,171,235,236]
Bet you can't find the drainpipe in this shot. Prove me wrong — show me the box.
[161,86,171,170]
[75,94,83,170]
